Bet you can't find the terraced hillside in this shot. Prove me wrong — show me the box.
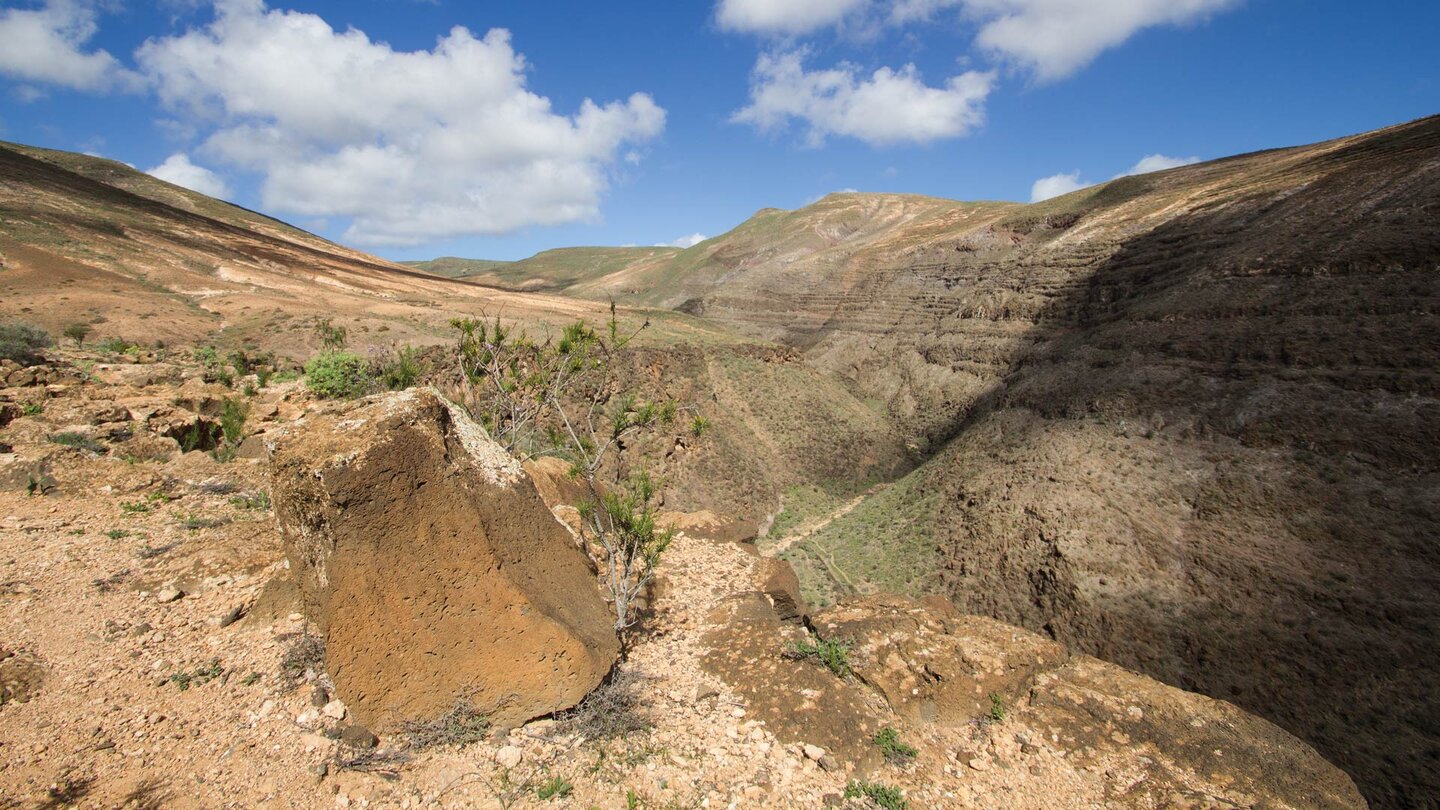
[427,115,1440,805]
[762,117,1438,807]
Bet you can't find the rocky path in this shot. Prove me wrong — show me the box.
[763,485,885,557]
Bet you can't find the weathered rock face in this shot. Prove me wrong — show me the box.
[705,591,1365,808]
[700,591,888,772]
[269,388,619,731]
[810,594,1066,725]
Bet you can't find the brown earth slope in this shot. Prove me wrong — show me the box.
[439,115,1440,805]
[739,117,1438,806]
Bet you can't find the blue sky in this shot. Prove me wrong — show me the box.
[0,0,1435,262]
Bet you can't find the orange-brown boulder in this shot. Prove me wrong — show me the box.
[269,388,618,731]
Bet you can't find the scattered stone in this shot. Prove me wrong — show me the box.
[338,725,378,749]
[321,699,347,720]
[311,685,331,708]
[803,744,825,761]
[495,745,523,769]
[154,586,183,603]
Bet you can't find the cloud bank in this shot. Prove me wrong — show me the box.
[0,0,139,91]
[734,49,993,146]
[130,0,666,246]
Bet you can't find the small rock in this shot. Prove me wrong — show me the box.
[297,708,320,727]
[154,586,183,603]
[803,744,825,761]
[1021,743,1040,755]
[311,685,331,708]
[312,761,330,781]
[216,605,246,628]
[339,725,378,749]
[817,755,841,773]
[968,758,990,771]
[321,699,347,720]
[495,745,523,769]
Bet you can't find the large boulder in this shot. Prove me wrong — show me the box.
[269,388,619,731]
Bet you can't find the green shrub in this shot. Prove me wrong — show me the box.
[212,397,250,461]
[96,337,140,355]
[844,781,907,810]
[375,345,424,391]
[48,432,106,454]
[789,637,851,678]
[305,352,371,399]
[0,322,53,366]
[21,402,43,416]
[988,692,1006,724]
[62,323,91,348]
[872,727,917,764]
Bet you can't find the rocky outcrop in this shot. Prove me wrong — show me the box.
[703,590,1365,808]
[810,594,1066,725]
[268,388,618,731]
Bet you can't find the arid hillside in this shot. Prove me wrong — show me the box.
[756,117,1438,807]
[418,115,1440,805]
[0,140,909,536]
[3,115,1438,806]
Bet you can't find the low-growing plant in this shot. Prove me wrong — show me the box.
[168,659,224,690]
[21,402,43,416]
[536,777,573,801]
[120,500,150,514]
[97,336,140,355]
[0,321,53,366]
[373,344,424,391]
[398,700,490,750]
[690,415,711,437]
[179,514,229,531]
[872,727,918,765]
[314,317,348,351]
[844,780,907,810]
[553,669,651,740]
[279,633,325,688]
[105,529,130,540]
[304,351,371,399]
[230,491,271,511]
[240,672,261,686]
[136,542,178,559]
[212,397,249,462]
[49,432,106,454]
[788,637,851,678]
[988,692,1007,724]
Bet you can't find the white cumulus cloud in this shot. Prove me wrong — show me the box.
[716,0,871,35]
[1030,170,1087,202]
[146,152,232,199]
[1124,153,1200,175]
[1029,152,1204,202]
[964,0,1242,80]
[0,0,140,91]
[719,0,1242,81]
[134,0,665,246]
[659,233,709,249]
[733,49,993,147]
